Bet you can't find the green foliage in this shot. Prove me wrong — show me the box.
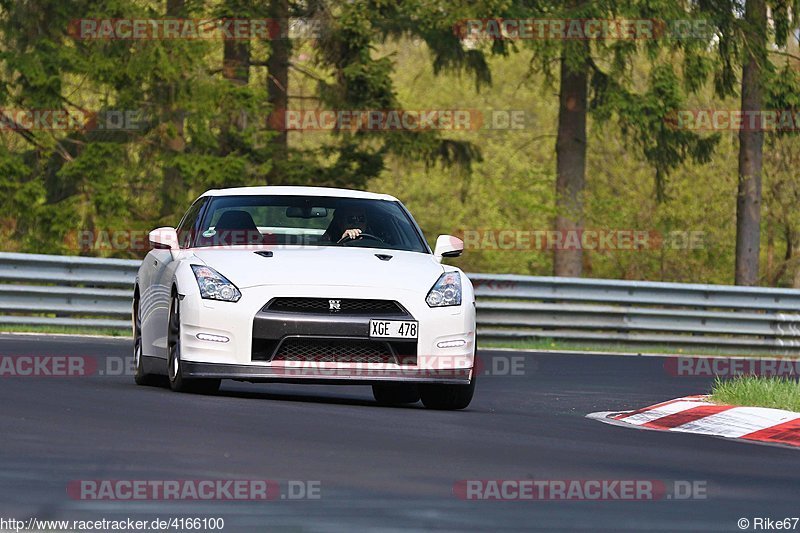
[594,64,721,201]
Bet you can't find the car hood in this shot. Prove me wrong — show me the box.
[187,246,446,291]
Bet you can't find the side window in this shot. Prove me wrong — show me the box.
[176,198,207,248]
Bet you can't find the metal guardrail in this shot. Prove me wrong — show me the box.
[0,252,138,330]
[470,274,800,351]
[1,252,800,352]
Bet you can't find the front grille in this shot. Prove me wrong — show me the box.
[252,339,280,361]
[264,298,406,316]
[272,337,395,364]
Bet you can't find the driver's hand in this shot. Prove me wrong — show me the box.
[342,228,362,240]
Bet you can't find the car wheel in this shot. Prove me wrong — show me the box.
[420,374,476,410]
[372,384,420,405]
[167,291,221,395]
[133,295,158,386]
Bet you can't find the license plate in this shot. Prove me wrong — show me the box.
[369,320,418,339]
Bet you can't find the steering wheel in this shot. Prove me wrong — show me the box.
[337,232,385,245]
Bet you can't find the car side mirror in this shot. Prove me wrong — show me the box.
[149,227,179,250]
[433,235,463,262]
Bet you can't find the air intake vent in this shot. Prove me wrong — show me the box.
[263,298,406,316]
[272,338,395,364]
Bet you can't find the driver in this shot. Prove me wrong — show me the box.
[322,205,370,243]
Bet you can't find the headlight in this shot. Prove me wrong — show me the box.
[191,265,241,302]
[426,271,462,307]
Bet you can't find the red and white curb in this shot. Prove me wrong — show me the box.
[587,395,800,448]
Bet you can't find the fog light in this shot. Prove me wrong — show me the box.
[196,333,229,343]
[437,339,466,349]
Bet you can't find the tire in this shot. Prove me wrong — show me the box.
[167,291,221,395]
[372,384,420,405]
[420,374,476,410]
[133,294,158,386]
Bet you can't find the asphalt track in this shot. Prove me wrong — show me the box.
[0,334,798,532]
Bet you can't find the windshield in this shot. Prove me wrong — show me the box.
[191,195,429,253]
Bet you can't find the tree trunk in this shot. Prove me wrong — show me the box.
[223,41,250,87]
[266,0,290,184]
[553,40,588,277]
[734,0,767,286]
[160,0,186,219]
[220,13,250,157]
[766,215,774,281]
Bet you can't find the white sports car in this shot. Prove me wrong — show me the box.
[133,186,476,409]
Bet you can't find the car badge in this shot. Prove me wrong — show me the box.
[329,299,341,312]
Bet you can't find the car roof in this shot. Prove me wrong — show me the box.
[200,186,399,202]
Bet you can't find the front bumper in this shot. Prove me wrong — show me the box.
[176,283,476,383]
[181,360,472,384]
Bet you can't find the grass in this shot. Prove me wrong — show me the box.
[0,324,131,337]
[711,376,800,413]
[482,338,786,357]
